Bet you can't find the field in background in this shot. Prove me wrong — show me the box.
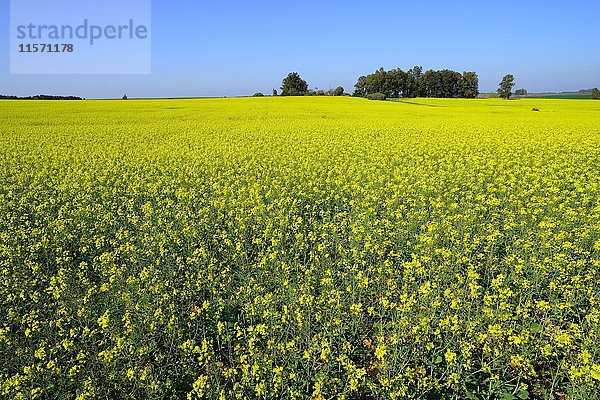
[537,93,593,100]
[1,97,599,399]
[478,92,594,100]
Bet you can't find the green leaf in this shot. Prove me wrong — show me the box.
[434,355,443,364]
[529,323,543,333]
[500,394,517,400]
[516,389,529,399]
[465,391,479,400]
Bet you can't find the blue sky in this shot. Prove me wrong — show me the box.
[1,0,599,98]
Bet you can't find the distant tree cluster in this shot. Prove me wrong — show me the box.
[0,94,83,100]
[278,73,346,97]
[353,66,479,99]
[333,86,345,96]
[592,88,600,100]
[304,86,346,96]
[515,88,528,96]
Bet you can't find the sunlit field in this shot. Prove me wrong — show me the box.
[1,97,599,399]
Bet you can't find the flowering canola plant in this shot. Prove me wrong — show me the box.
[0,97,599,399]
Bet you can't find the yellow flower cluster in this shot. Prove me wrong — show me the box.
[0,97,599,399]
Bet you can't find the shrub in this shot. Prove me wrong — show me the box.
[366,93,387,101]
[252,92,265,97]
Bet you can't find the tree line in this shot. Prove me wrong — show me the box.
[0,94,83,100]
[353,67,479,98]
[277,70,598,101]
[276,68,478,99]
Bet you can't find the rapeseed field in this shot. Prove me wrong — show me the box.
[1,97,599,399]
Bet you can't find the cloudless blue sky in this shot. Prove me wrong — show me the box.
[1,0,599,98]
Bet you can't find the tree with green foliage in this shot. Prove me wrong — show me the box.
[515,88,528,96]
[386,68,407,98]
[405,66,423,98]
[497,74,516,99]
[281,72,308,96]
[272,89,278,96]
[353,67,392,98]
[592,88,600,100]
[122,94,128,100]
[459,72,479,98]
[252,92,264,97]
[435,69,463,98]
[333,86,344,96]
